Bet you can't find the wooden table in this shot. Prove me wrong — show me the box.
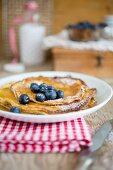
[0,60,113,170]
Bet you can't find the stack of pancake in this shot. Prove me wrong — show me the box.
[0,76,97,114]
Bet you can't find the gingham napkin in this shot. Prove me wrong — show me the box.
[0,117,92,153]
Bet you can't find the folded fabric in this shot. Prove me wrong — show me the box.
[0,116,92,153]
[43,30,113,52]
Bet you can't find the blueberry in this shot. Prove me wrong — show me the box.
[77,22,85,29]
[10,107,21,113]
[89,24,95,30]
[36,93,46,102]
[76,24,84,29]
[40,83,48,88]
[39,83,48,93]
[48,85,55,90]
[97,22,107,28]
[45,90,57,100]
[57,90,64,99]
[30,83,40,93]
[19,94,30,104]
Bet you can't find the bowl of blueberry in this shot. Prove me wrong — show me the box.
[66,21,107,41]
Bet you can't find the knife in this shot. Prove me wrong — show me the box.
[76,119,112,170]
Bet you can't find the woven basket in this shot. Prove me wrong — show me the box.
[2,0,54,59]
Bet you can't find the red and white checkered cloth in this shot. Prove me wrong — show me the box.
[0,116,92,153]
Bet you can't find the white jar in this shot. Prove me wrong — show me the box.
[19,23,46,65]
[103,15,113,39]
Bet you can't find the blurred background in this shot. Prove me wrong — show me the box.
[0,0,113,77]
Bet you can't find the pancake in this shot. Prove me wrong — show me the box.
[0,76,97,114]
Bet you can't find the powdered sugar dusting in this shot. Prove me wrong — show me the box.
[56,78,76,85]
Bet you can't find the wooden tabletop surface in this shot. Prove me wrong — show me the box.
[0,60,113,170]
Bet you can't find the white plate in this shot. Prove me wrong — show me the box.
[0,71,112,123]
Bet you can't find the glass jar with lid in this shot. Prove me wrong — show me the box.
[103,15,113,40]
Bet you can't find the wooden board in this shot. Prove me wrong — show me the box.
[52,48,113,77]
[53,0,113,33]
